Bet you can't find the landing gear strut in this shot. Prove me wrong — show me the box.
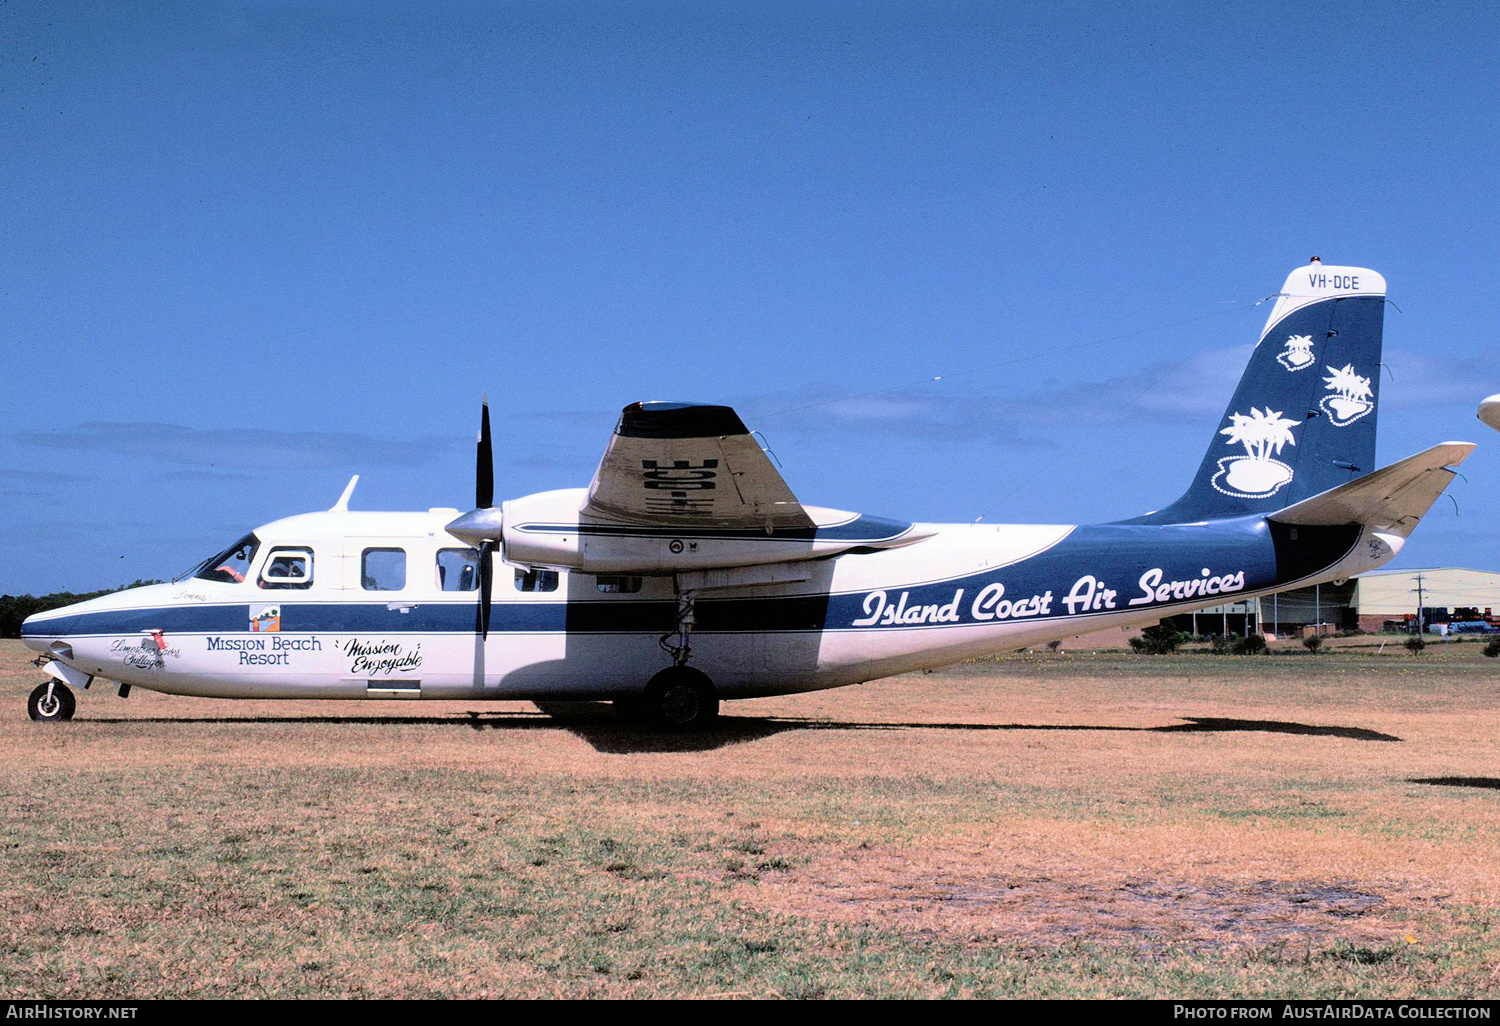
[658,584,696,667]
[28,681,76,722]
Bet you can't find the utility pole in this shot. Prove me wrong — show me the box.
[1315,583,1321,637]
[1413,573,1427,635]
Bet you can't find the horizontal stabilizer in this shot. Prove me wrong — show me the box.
[1268,442,1475,536]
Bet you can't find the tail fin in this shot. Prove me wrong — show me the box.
[1136,260,1386,523]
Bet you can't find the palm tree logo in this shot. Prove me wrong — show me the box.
[1276,333,1316,371]
[1211,407,1299,498]
[1319,364,1374,425]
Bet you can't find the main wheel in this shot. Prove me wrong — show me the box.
[28,681,76,722]
[643,667,719,731]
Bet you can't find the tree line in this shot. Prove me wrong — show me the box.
[0,581,162,638]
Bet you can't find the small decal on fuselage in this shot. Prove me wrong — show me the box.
[341,638,423,676]
[111,635,180,670]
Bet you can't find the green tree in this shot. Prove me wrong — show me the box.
[1129,622,1186,655]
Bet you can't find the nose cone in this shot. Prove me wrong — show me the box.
[20,581,178,651]
[445,507,503,548]
[21,599,90,652]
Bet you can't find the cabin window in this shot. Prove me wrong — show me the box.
[515,568,559,593]
[361,548,406,591]
[436,547,480,591]
[595,575,642,594]
[258,548,313,590]
[188,533,259,584]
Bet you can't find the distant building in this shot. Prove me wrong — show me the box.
[1346,567,1499,632]
[1166,568,1500,637]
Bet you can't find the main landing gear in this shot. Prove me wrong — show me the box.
[28,680,76,722]
[616,666,720,731]
[615,582,720,731]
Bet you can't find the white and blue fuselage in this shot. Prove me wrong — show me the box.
[21,504,1394,702]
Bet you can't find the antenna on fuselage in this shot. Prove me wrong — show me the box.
[330,475,360,512]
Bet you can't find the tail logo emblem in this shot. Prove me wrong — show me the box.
[1320,364,1375,426]
[1276,334,1317,372]
[1211,407,1299,498]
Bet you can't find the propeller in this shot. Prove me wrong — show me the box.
[477,398,494,510]
[476,399,495,638]
[446,396,504,639]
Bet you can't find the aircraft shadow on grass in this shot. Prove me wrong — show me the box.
[80,707,1402,754]
[1408,776,1500,791]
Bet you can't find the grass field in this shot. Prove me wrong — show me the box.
[3,636,1499,999]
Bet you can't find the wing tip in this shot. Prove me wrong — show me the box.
[617,401,749,439]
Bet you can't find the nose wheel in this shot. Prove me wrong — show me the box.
[28,681,76,722]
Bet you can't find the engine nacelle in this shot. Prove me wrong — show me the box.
[501,488,930,574]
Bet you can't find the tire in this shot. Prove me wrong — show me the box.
[643,667,719,731]
[28,681,76,722]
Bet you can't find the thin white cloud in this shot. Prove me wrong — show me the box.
[1379,348,1500,409]
[13,422,464,469]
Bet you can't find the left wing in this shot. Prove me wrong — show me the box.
[583,402,815,530]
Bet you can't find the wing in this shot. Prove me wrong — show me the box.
[582,401,816,530]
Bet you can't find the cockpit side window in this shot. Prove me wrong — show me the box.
[436,548,480,592]
[259,547,314,590]
[190,533,260,584]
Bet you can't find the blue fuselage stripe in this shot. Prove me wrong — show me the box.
[23,517,1359,639]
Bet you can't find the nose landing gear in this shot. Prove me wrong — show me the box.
[28,681,76,722]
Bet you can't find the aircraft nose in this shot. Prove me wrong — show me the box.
[20,607,77,655]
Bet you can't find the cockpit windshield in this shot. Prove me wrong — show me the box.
[179,533,261,584]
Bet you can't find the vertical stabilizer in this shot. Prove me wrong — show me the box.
[1133,260,1386,524]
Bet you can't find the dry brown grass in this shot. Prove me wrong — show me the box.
[3,638,1499,998]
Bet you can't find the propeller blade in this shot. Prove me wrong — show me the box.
[477,540,494,639]
[477,396,494,511]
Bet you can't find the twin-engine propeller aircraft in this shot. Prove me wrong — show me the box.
[22,261,1476,729]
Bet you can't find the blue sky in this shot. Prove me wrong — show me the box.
[4,1,1498,594]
